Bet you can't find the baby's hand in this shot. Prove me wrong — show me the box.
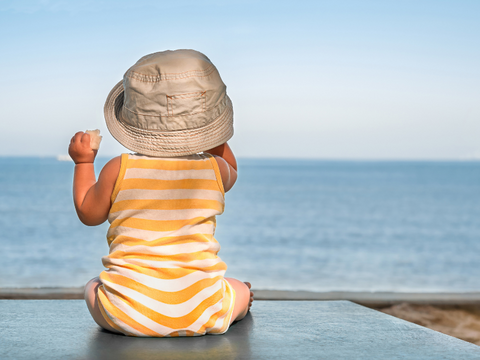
[68,131,98,164]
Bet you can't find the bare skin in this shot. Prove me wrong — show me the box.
[69,132,253,333]
[225,279,254,323]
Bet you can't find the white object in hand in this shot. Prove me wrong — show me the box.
[86,129,103,150]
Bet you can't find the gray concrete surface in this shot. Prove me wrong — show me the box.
[1,300,479,359]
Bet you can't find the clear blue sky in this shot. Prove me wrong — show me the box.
[0,0,479,159]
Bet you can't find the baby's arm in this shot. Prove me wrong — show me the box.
[68,131,120,226]
[204,142,237,192]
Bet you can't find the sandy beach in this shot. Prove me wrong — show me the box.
[376,303,480,346]
[2,288,479,346]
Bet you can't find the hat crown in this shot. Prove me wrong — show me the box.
[128,50,212,77]
[121,49,227,132]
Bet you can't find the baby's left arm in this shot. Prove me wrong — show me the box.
[204,142,237,192]
[68,131,120,226]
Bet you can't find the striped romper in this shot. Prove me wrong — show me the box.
[97,153,236,337]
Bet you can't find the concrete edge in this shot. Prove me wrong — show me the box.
[254,290,480,307]
[0,288,84,300]
[2,288,480,306]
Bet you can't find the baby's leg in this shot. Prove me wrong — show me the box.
[84,277,122,334]
[225,278,254,324]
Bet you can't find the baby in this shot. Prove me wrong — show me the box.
[68,50,253,337]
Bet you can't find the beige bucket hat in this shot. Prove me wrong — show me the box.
[104,49,233,157]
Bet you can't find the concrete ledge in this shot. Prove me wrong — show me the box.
[3,288,480,306]
[254,290,480,306]
[0,287,84,299]
[2,300,479,359]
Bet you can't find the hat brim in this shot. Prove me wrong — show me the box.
[104,80,234,157]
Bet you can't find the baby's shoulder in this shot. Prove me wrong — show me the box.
[103,155,122,172]
[98,156,122,186]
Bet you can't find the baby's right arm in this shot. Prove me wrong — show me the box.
[68,131,120,226]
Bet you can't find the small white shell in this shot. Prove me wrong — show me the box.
[86,129,103,150]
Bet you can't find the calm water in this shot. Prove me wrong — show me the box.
[1,157,479,292]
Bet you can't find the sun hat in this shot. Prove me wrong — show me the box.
[104,49,233,157]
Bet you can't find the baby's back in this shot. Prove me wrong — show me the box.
[97,153,236,337]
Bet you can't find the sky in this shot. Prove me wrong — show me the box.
[0,0,478,159]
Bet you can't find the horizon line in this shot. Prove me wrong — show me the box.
[0,154,478,162]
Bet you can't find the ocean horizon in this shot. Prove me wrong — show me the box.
[3,154,479,162]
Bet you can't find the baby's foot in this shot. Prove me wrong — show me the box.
[244,282,254,311]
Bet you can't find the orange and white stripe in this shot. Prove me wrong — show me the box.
[98,153,235,337]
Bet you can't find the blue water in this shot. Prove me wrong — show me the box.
[1,157,479,292]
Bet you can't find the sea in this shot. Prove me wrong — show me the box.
[1,157,479,293]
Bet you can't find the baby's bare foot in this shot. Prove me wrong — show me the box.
[244,282,254,311]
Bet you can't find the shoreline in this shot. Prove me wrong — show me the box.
[2,287,480,305]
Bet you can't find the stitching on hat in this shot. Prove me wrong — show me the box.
[166,91,206,100]
[124,102,209,119]
[127,65,216,83]
[122,104,168,118]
